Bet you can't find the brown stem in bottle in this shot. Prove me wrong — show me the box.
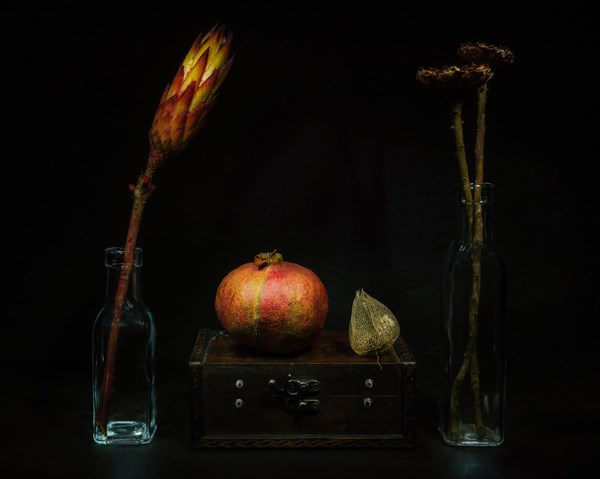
[468,82,489,437]
[95,155,159,436]
[448,82,489,440]
[447,201,483,440]
[448,96,474,439]
[450,98,473,237]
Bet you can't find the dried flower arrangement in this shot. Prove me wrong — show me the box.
[417,41,514,442]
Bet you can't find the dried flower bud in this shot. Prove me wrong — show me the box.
[457,42,514,70]
[148,24,234,168]
[416,64,493,96]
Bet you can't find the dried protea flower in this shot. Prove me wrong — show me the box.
[457,42,514,69]
[416,64,493,95]
[96,26,234,438]
[148,24,234,169]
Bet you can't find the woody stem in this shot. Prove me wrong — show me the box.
[450,98,473,236]
[95,160,158,436]
[468,81,489,438]
[448,96,474,439]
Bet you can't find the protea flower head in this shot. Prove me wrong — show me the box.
[148,24,234,169]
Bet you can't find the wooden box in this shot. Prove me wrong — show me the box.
[188,329,416,449]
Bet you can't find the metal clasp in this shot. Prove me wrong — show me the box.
[268,375,321,413]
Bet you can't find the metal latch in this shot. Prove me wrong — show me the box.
[268,376,321,413]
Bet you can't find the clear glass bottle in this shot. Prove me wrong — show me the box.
[92,246,157,445]
[439,182,507,446]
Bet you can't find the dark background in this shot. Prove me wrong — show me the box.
[4,2,598,477]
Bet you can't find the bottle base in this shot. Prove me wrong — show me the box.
[439,423,503,447]
[93,420,156,445]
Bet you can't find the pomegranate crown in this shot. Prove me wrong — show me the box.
[254,250,284,269]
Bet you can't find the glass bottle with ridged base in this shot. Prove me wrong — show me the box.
[92,246,157,445]
[439,182,506,446]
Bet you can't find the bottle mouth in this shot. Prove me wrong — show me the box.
[457,182,494,204]
[104,246,143,268]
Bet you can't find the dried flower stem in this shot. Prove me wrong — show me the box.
[450,98,473,236]
[448,82,489,440]
[469,82,489,436]
[474,83,487,182]
[95,153,160,435]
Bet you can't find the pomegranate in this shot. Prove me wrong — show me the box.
[215,250,328,354]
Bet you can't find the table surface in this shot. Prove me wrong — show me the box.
[4,351,598,478]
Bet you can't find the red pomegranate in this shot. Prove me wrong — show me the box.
[215,250,328,354]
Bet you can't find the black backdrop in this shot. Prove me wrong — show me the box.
[5,3,597,374]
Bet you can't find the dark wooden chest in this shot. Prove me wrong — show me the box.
[188,329,416,449]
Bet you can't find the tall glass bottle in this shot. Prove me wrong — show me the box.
[92,246,157,445]
[439,182,507,446]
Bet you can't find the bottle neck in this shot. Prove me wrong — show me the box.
[457,183,495,243]
[104,247,144,301]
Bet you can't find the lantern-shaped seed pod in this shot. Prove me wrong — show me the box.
[349,289,400,356]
